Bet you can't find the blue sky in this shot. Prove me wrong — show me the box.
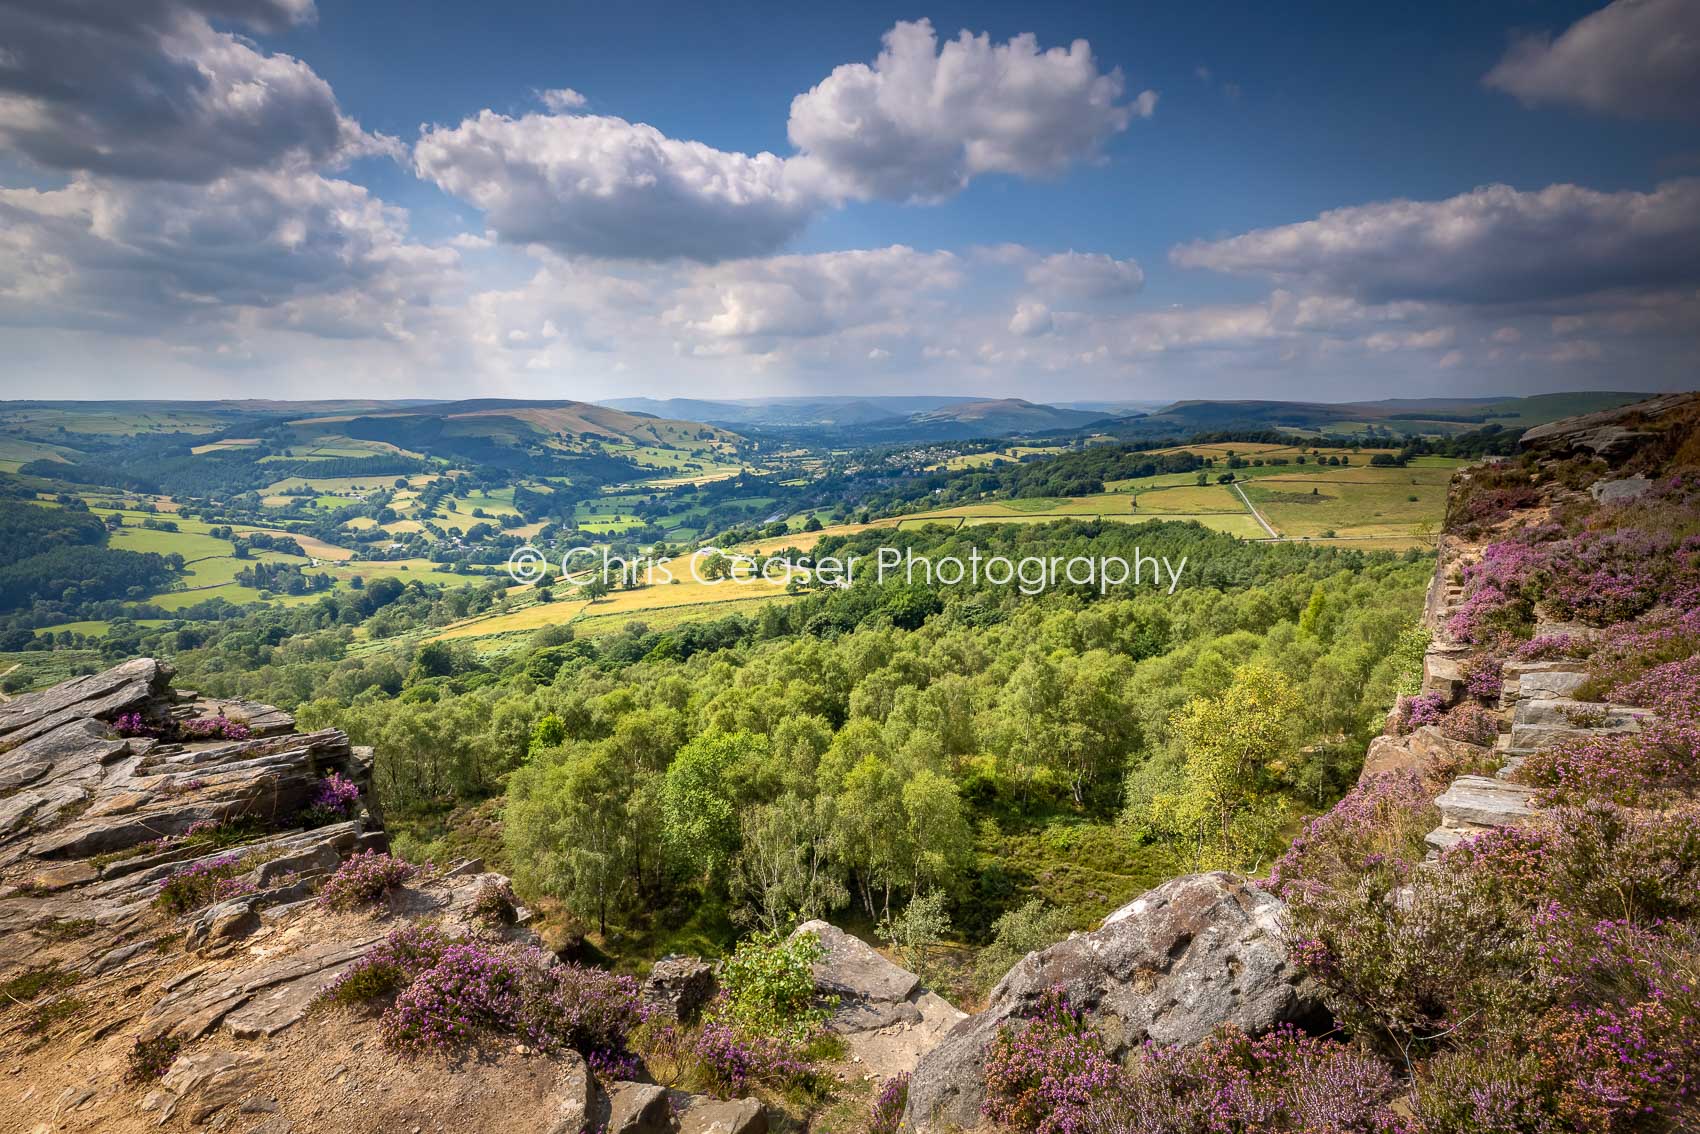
[1,0,1697,402]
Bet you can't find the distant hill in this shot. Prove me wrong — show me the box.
[1096,392,1652,440]
[601,395,1106,441]
[292,399,739,448]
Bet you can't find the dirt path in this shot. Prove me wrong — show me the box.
[1231,481,1280,538]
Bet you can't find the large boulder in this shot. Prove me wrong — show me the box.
[903,872,1322,1132]
[793,919,922,1031]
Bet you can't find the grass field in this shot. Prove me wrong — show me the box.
[432,573,796,642]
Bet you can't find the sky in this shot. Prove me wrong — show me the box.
[1,0,1698,404]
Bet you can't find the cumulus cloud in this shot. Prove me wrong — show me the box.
[418,21,1152,262]
[0,0,388,181]
[1023,251,1144,301]
[1008,301,1054,336]
[413,111,815,262]
[0,171,456,338]
[1171,179,1700,304]
[1485,0,1700,121]
[787,19,1148,201]
[538,87,588,113]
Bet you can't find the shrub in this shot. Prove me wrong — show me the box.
[179,716,252,741]
[688,1017,811,1098]
[1389,693,1447,735]
[1517,717,1699,807]
[321,923,453,1007]
[299,771,361,827]
[1460,654,1503,701]
[981,990,1403,1134]
[470,878,518,928]
[317,850,416,912]
[1558,704,1609,729]
[1438,703,1499,747]
[869,1073,909,1134]
[113,712,162,738]
[124,1034,181,1083]
[982,989,1120,1134]
[155,854,247,915]
[715,931,830,1044]
[1515,634,1589,662]
[1268,771,1434,903]
[380,943,529,1055]
[974,899,1074,994]
[343,933,645,1066]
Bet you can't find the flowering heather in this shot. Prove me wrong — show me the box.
[179,716,252,741]
[1517,716,1699,807]
[982,989,1121,1134]
[1268,770,1433,902]
[1515,634,1590,661]
[113,712,161,738]
[154,853,245,914]
[470,878,518,927]
[322,924,454,1006]
[211,875,258,903]
[380,943,530,1055]
[1460,654,1503,701]
[1529,906,1700,1127]
[1438,702,1499,748]
[333,931,646,1067]
[1389,692,1447,735]
[688,1018,810,1098]
[317,850,415,912]
[299,771,362,827]
[869,1073,909,1134]
[309,772,361,815]
[981,992,1404,1134]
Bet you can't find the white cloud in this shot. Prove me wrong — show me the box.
[786,19,1149,202]
[0,0,389,181]
[538,88,588,113]
[418,21,1151,263]
[1172,179,1700,304]
[413,110,815,262]
[1008,301,1054,336]
[0,171,456,339]
[1023,251,1144,301]
[1485,0,1700,121]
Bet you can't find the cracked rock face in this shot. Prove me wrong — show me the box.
[903,871,1322,1132]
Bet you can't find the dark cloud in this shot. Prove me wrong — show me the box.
[0,0,385,181]
[0,171,454,335]
[1172,179,1700,305]
[1485,0,1700,122]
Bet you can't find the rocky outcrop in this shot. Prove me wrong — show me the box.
[903,872,1321,1132]
[1359,725,1490,788]
[642,954,717,1024]
[1519,392,1693,461]
[0,662,560,1134]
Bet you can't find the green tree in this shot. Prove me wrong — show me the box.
[1151,662,1302,870]
[661,730,768,877]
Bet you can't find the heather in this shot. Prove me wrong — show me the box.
[298,771,362,827]
[154,848,278,914]
[868,1073,909,1134]
[1268,454,1700,1133]
[322,926,644,1067]
[114,712,251,742]
[1445,478,1700,648]
[980,989,1405,1134]
[317,849,416,911]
